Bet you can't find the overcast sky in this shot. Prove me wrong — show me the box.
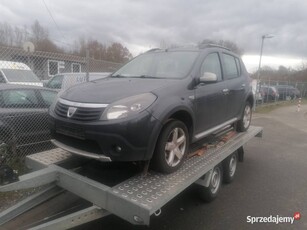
[1,0,307,70]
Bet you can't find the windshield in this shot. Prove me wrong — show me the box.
[112,51,199,79]
[2,69,40,82]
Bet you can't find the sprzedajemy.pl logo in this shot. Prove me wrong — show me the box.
[247,212,301,225]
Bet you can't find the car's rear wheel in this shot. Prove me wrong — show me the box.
[236,101,252,132]
[151,120,189,174]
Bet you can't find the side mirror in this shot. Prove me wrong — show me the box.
[200,72,217,83]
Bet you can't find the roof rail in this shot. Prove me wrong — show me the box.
[145,48,161,53]
[198,43,231,51]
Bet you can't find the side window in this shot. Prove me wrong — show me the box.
[0,71,6,83]
[223,54,239,79]
[200,53,222,81]
[2,89,38,108]
[47,75,63,89]
[235,58,241,76]
[40,90,57,107]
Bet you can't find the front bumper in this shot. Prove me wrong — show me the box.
[49,110,162,162]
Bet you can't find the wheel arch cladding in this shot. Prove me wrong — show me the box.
[167,110,194,142]
[247,94,254,106]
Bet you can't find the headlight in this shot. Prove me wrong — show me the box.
[101,93,157,120]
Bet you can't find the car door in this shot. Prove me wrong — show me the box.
[221,53,246,120]
[194,52,228,136]
[1,88,44,147]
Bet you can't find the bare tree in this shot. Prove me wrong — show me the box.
[0,22,14,46]
[30,20,48,44]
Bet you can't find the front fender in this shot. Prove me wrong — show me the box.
[143,96,195,160]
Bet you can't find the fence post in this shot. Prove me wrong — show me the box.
[297,98,301,112]
[86,48,90,82]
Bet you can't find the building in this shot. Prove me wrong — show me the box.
[0,45,122,80]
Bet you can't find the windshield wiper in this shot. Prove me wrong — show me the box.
[130,75,165,79]
[110,74,126,78]
[111,74,165,79]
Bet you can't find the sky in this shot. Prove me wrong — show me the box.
[1,0,307,72]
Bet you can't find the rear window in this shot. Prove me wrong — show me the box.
[2,69,40,82]
[222,54,240,79]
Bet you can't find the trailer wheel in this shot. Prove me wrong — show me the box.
[237,101,252,132]
[198,165,222,202]
[222,151,238,184]
[151,120,189,174]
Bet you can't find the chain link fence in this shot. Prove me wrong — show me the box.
[254,79,307,105]
[0,45,122,173]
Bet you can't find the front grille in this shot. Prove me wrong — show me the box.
[55,102,105,121]
[56,123,85,139]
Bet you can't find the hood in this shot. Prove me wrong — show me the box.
[60,77,179,104]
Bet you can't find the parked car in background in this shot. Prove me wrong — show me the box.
[275,85,300,100]
[0,84,57,153]
[49,45,254,174]
[0,61,43,87]
[260,85,279,102]
[251,79,263,104]
[44,72,111,91]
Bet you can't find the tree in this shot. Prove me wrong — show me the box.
[29,20,61,53]
[106,43,132,63]
[0,22,14,46]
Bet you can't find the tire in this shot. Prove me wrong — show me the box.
[236,101,252,132]
[198,165,223,202]
[151,120,189,174]
[222,151,238,184]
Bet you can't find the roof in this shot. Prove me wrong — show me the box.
[0,83,57,91]
[0,60,31,70]
[146,43,232,53]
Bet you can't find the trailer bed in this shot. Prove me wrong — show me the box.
[0,126,263,229]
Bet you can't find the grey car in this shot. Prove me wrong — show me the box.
[49,44,253,173]
[0,84,57,153]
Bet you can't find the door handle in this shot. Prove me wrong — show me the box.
[222,89,229,94]
[239,83,246,90]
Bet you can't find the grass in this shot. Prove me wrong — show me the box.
[255,98,307,114]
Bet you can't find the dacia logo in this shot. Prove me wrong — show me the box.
[67,107,77,118]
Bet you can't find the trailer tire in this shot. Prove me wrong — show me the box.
[222,151,238,184]
[151,120,189,174]
[198,164,222,203]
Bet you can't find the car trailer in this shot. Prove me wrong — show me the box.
[0,126,262,229]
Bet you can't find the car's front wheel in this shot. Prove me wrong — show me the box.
[236,101,252,132]
[151,120,189,174]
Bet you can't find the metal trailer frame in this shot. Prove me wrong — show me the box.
[0,126,263,229]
